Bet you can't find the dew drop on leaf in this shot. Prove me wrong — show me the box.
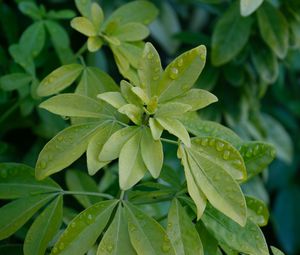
[216,141,225,151]
[169,67,179,80]
[59,243,65,250]
[177,58,183,67]
[209,138,215,146]
[201,138,209,146]
[223,150,230,160]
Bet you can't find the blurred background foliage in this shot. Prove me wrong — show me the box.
[0,0,299,254]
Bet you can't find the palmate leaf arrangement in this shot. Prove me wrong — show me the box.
[0,1,285,255]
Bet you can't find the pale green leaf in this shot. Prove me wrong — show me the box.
[155,103,191,118]
[171,89,218,111]
[177,146,207,220]
[157,45,206,102]
[35,122,103,180]
[45,20,75,64]
[183,138,247,226]
[24,196,63,255]
[239,141,276,179]
[251,41,278,83]
[87,123,121,175]
[240,0,263,16]
[65,170,102,208]
[76,67,119,99]
[271,246,285,255]
[245,196,269,226]
[87,36,103,52]
[119,131,147,190]
[131,87,149,104]
[180,112,242,147]
[20,21,45,57]
[0,194,55,240]
[40,93,110,119]
[97,205,136,255]
[0,163,61,199]
[149,118,163,140]
[0,73,32,91]
[141,127,163,178]
[118,104,143,125]
[75,0,92,18]
[211,2,253,66]
[37,64,84,97]
[257,1,289,59]
[117,42,144,69]
[167,199,204,255]
[51,200,118,255]
[99,126,140,161]
[138,42,162,97]
[97,92,127,109]
[91,3,104,29]
[202,204,269,255]
[120,80,142,105]
[71,17,97,37]
[112,22,149,42]
[125,202,176,255]
[103,0,158,28]
[156,118,190,147]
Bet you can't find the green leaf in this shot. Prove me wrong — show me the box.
[257,1,289,59]
[103,0,158,28]
[76,67,119,99]
[99,126,140,161]
[171,89,218,111]
[181,138,247,226]
[20,21,45,58]
[155,103,192,118]
[0,194,55,240]
[75,0,92,18]
[157,45,206,102]
[112,22,149,42]
[119,131,147,190]
[240,0,263,16]
[177,146,207,219]
[0,163,61,199]
[271,246,285,255]
[180,112,242,147]
[71,17,97,37]
[47,10,76,20]
[9,44,35,75]
[40,93,110,119]
[149,118,163,140]
[116,42,144,70]
[37,64,84,97]
[239,141,276,179]
[91,3,104,28]
[120,80,142,105]
[87,122,121,175]
[167,199,204,255]
[35,122,103,180]
[157,118,191,147]
[141,127,163,178]
[0,244,23,254]
[202,204,269,255]
[24,196,63,255]
[251,41,278,83]
[18,2,42,20]
[118,104,143,125]
[97,205,136,255]
[211,2,253,66]
[245,196,269,226]
[124,202,176,255]
[97,92,127,109]
[87,36,103,52]
[138,42,162,97]
[0,73,32,91]
[196,221,219,255]
[45,20,75,64]
[51,200,118,255]
[65,170,102,208]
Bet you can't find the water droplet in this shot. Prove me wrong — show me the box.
[163,235,169,242]
[216,141,225,151]
[200,53,205,61]
[177,58,183,67]
[201,138,209,146]
[223,150,230,160]
[39,160,47,169]
[147,53,154,59]
[246,149,252,158]
[59,243,65,250]
[253,145,260,155]
[129,223,136,232]
[167,223,172,228]
[57,136,63,141]
[169,67,179,80]
[209,138,215,146]
[153,75,159,81]
[52,247,58,254]
[182,84,189,90]
[161,243,171,252]
[234,159,242,166]
[154,67,160,72]
[106,244,113,252]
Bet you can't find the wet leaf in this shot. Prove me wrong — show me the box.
[245,196,269,226]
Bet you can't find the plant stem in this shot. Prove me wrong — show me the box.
[62,191,114,200]
[0,99,22,124]
[119,190,125,200]
[160,138,178,145]
[75,43,88,58]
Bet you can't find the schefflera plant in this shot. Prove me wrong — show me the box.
[71,0,158,84]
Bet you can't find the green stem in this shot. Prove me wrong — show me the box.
[75,43,88,58]
[0,99,23,124]
[62,190,114,200]
[160,138,179,145]
[119,190,125,200]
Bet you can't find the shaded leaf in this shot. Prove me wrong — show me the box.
[71,17,97,37]
[113,22,149,42]
[0,73,32,91]
[240,0,263,16]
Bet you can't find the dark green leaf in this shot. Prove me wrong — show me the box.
[0,73,32,91]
